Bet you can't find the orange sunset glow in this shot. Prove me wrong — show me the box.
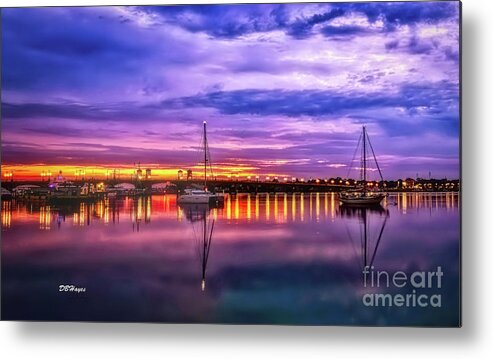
[0,163,291,182]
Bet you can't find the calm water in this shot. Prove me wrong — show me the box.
[1,192,460,326]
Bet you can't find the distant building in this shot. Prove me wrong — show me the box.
[53,171,66,184]
[404,178,415,188]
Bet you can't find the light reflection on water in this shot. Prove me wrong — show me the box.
[0,192,458,229]
[1,192,460,326]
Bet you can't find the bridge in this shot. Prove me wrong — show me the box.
[2,179,353,193]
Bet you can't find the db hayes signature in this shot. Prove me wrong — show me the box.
[59,284,86,293]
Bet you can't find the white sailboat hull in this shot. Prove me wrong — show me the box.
[177,194,214,204]
[339,193,386,206]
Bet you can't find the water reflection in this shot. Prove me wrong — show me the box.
[131,196,152,232]
[1,192,460,325]
[338,205,389,269]
[1,192,459,230]
[2,200,12,229]
[179,204,215,292]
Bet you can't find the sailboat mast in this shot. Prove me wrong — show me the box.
[203,121,207,190]
[363,208,368,268]
[202,213,207,290]
[362,126,366,186]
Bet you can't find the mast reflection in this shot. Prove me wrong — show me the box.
[179,203,215,292]
[338,205,389,269]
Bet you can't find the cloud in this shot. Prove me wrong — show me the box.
[385,39,400,50]
[320,25,370,38]
[287,7,346,39]
[0,140,199,166]
[138,2,459,39]
[139,4,290,38]
[2,101,150,121]
[1,7,205,96]
[159,81,458,120]
[360,1,459,28]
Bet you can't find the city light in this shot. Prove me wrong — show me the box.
[3,171,13,179]
[40,170,52,181]
[0,165,460,193]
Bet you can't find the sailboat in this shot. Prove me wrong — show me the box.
[339,126,387,206]
[177,121,223,205]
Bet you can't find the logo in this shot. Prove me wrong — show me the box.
[361,266,443,308]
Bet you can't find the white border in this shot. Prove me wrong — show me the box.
[1,0,492,358]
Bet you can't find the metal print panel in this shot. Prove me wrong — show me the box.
[0,1,461,326]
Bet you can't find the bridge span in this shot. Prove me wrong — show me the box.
[2,179,353,193]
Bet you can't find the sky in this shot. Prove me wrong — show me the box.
[1,2,460,181]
